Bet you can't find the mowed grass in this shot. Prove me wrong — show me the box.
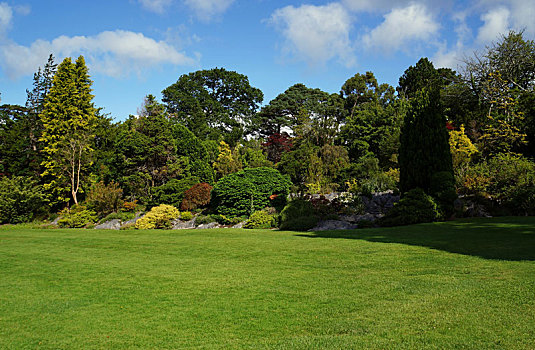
[1,217,534,349]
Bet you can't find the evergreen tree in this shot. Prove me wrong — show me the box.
[39,56,97,206]
[399,84,453,195]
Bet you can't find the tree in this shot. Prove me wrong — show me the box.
[254,84,345,144]
[39,56,98,206]
[398,59,454,196]
[339,72,404,169]
[399,85,453,194]
[162,68,263,145]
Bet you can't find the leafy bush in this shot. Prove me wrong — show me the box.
[0,176,48,224]
[212,167,291,217]
[135,204,180,229]
[244,210,274,229]
[180,211,194,221]
[278,199,319,231]
[86,181,123,216]
[122,200,138,212]
[380,188,441,227]
[58,205,98,228]
[180,182,213,211]
[459,153,535,215]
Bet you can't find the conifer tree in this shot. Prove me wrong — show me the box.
[399,86,453,194]
[40,56,97,206]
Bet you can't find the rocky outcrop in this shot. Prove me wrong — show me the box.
[95,219,121,230]
[196,222,220,229]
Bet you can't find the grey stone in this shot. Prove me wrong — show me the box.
[196,222,220,229]
[232,221,246,229]
[95,219,121,230]
[309,220,359,231]
[172,219,196,230]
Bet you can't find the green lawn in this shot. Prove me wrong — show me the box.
[1,217,534,349]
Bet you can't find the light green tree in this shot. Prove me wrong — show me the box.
[39,56,97,206]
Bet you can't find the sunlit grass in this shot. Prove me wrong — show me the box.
[1,217,534,349]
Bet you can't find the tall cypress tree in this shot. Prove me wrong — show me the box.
[398,59,454,211]
[40,56,97,206]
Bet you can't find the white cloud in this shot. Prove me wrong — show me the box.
[363,3,439,52]
[477,7,510,43]
[0,30,196,79]
[183,0,235,21]
[138,0,172,14]
[0,2,13,34]
[270,3,356,67]
[342,0,454,13]
[14,4,31,16]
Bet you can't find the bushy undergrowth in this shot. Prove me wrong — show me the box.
[279,199,319,231]
[86,181,123,216]
[244,210,274,229]
[58,205,98,228]
[0,176,48,224]
[136,204,180,229]
[380,188,441,227]
[180,211,193,221]
[459,153,535,215]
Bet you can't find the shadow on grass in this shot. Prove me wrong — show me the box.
[296,217,535,261]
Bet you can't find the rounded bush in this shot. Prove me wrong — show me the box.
[278,199,319,231]
[180,182,213,211]
[58,205,98,228]
[244,210,274,229]
[380,188,441,227]
[180,211,194,221]
[136,204,180,229]
[211,167,291,217]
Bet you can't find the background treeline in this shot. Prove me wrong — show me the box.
[1,31,534,228]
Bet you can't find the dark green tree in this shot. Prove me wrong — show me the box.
[162,68,263,146]
[339,72,405,169]
[398,84,454,195]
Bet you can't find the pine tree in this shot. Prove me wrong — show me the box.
[39,56,97,206]
[399,86,453,195]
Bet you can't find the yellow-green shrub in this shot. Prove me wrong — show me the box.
[135,204,180,229]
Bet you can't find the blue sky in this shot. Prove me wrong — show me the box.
[0,0,533,120]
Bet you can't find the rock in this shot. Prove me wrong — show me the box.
[196,222,220,229]
[172,219,196,230]
[232,221,246,229]
[94,219,121,230]
[340,213,377,223]
[309,220,359,231]
[120,214,143,228]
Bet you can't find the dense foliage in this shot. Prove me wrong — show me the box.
[211,167,291,217]
[0,176,48,224]
[135,204,180,229]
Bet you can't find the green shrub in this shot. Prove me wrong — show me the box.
[459,153,535,215]
[180,211,194,221]
[86,181,123,216]
[380,188,441,227]
[429,171,457,217]
[151,177,199,208]
[244,210,274,229]
[212,167,291,217]
[0,176,48,224]
[180,183,213,211]
[58,205,98,228]
[135,204,180,229]
[279,199,319,231]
